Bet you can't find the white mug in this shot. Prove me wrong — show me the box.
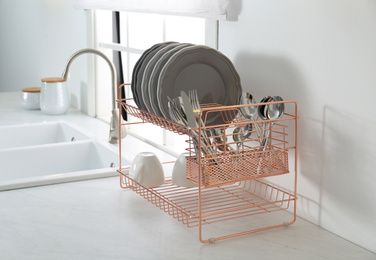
[130,152,164,188]
[172,153,197,188]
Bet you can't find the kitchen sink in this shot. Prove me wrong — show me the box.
[0,120,128,191]
[0,140,127,191]
[0,121,89,150]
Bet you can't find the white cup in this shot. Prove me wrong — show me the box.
[130,152,164,188]
[172,153,197,188]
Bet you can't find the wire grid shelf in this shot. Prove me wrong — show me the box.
[118,98,189,135]
[119,174,296,228]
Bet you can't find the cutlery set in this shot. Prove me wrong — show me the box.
[167,90,285,159]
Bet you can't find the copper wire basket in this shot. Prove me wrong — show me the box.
[117,85,298,242]
[186,149,289,187]
[120,176,295,228]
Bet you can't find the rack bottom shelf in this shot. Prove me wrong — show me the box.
[119,171,296,228]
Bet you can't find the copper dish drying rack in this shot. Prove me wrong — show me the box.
[117,85,298,243]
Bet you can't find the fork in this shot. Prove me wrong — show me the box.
[188,90,225,168]
[189,89,233,152]
[188,89,213,147]
[189,89,204,128]
[189,89,200,119]
[168,96,213,158]
[168,96,187,126]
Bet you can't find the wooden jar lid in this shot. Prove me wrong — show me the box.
[41,77,66,83]
[22,87,41,93]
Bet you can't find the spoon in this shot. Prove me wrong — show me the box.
[260,96,285,149]
[233,127,244,153]
[239,92,258,119]
[242,123,253,139]
[257,96,272,146]
[211,128,232,152]
[239,93,262,144]
[267,96,284,120]
[232,124,253,152]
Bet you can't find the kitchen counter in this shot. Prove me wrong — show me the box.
[1,92,375,259]
[2,177,375,260]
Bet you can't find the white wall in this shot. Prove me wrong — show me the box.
[0,0,88,112]
[220,0,376,253]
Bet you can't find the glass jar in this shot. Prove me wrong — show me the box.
[40,77,70,115]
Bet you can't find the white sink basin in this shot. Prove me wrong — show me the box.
[0,141,127,191]
[0,122,89,150]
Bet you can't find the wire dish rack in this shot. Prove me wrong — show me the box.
[117,84,298,243]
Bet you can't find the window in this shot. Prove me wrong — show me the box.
[89,10,217,155]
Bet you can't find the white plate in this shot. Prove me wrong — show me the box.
[157,45,242,126]
[147,43,193,116]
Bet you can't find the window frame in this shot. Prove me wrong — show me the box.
[87,10,218,155]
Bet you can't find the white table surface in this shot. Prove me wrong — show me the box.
[1,176,375,260]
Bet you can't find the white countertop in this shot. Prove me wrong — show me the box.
[0,92,375,259]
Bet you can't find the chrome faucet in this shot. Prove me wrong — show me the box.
[61,48,126,144]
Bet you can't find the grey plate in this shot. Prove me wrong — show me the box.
[132,42,176,111]
[140,43,182,113]
[147,43,193,116]
[157,45,242,126]
[131,43,164,108]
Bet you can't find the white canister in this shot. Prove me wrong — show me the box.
[40,77,70,115]
[20,87,41,110]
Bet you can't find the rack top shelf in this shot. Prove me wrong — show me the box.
[117,98,297,135]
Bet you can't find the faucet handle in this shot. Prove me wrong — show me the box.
[109,108,127,143]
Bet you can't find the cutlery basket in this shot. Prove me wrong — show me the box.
[117,87,297,243]
[182,102,294,187]
[186,149,289,187]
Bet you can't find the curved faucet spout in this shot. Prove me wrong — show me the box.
[61,48,126,144]
[62,48,116,110]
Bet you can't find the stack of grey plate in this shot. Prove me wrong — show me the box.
[131,42,242,126]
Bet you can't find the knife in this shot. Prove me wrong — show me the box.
[181,91,220,170]
[181,91,196,128]
[180,90,203,159]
